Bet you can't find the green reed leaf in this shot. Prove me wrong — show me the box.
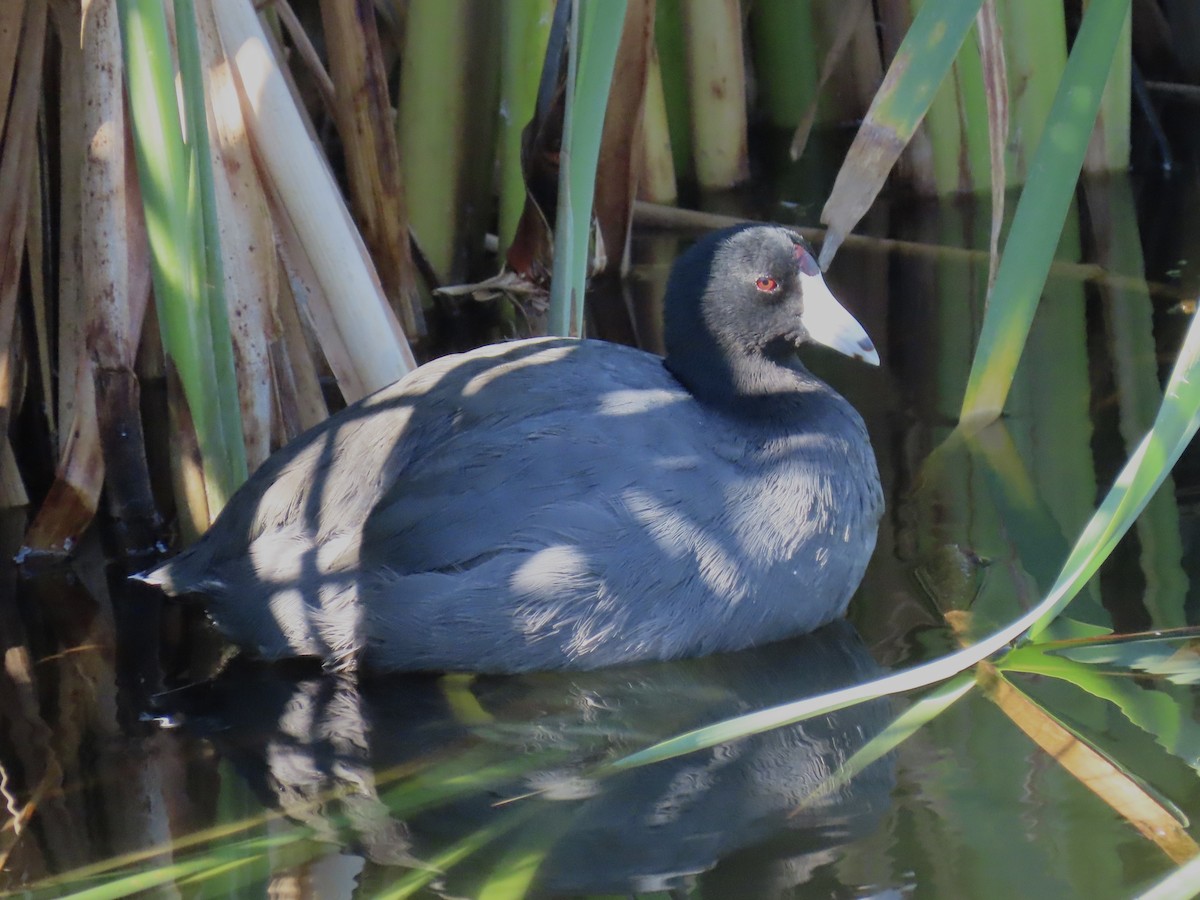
[960,0,1130,422]
[548,0,626,337]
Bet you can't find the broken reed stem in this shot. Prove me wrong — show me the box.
[319,0,425,340]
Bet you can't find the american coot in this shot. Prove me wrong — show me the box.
[143,225,883,673]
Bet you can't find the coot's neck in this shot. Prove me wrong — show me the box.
[664,332,837,423]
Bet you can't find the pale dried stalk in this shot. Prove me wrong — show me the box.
[318,0,424,339]
[268,180,362,394]
[213,0,414,403]
[196,1,278,472]
[84,0,161,551]
[25,0,153,554]
[82,0,150,378]
[679,0,748,188]
[637,40,677,205]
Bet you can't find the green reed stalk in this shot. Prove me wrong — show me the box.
[499,0,555,256]
[1004,208,1104,624]
[654,0,692,183]
[118,0,246,515]
[996,0,1067,181]
[1085,0,1131,173]
[174,0,246,489]
[960,0,1128,422]
[819,0,983,264]
[1085,179,1187,626]
[748,0,821,130]
[547,0,625,337]
[397,1,470,282]
[919,13,991,194]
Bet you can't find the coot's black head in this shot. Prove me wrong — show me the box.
[663,224,878,407]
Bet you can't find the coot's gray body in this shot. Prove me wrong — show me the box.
[144,225,883,672]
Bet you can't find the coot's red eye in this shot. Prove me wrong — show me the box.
[755,275,778,293]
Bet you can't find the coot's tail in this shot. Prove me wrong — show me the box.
[131,548,211,600]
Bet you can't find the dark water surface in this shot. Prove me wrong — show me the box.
[4,168,1200,897]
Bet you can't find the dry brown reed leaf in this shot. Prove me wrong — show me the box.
[25,0,95,551]
[0,2,44,510]
[272,255,328,444]
[979,662,1200,864]
[595,0,655,276]
[27,146,51,450]
[49,0,84,456]
[0,1,26,143]
[271,0,335,112]
[319,0,425,339]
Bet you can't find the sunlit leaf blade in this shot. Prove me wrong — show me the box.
[548,0,626,336]
[979,664,1199,863]
[959,0,1130,422]
[606,645,999,771]
[1137,852,1200,900]
[1026,305,1200,639]
[1006,630,1200,685]
[377,748,565,818]
[999,640,1200,777]
[477,847,550,900]
[39,832,298,900]
[1086,176,1189,628]
[476,808,577,900]
[795,673,975,809]
[1047,617,1121,640]
[819,0,983,265]
[373,806,540,900]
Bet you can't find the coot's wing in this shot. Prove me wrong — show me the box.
[357,339,722,575]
